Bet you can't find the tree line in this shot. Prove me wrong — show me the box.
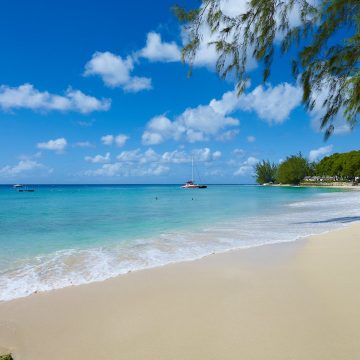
[255,150,360,185]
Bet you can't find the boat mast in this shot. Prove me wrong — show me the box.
[192,156,194,183]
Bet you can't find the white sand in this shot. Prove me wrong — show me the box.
[1,222,360,359]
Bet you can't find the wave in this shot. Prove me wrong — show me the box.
[0,190,359,301]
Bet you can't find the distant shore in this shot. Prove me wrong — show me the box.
[1,222,360,359]
[264,183,360,190]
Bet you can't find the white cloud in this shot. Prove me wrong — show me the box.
[76,119,95,127]
[142,131,164,146]
[85,152,111,164]
[86,161,169,177]
[161,149,188,164]
[0,84,111,114]
[142,103,239,145]
[37,138,67,153]
[84,51,152,92]
[74,141,93,148]
[211,83,302,124]
[233,148,245,157]
[237,83,302,124]
[115,134,129,147]
[123,76,152,93]
[234,156,259,176]
[212,150,222,160]
[143,82,301,145]
[86,147,221,177]
[0,159,44,176]
[216,129,239,141]
[309,145,333,162]
[139,32,181,62]
[101,135,114,146]
[220,0,249,17]
[247,135,256,143]
[101,134,129,147]
[18,151,42,161]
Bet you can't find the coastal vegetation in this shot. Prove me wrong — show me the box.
[174,0,359,137]
[0,355,13,360]
[255,150,360,185]
[255,160,278,184]
[316,151,360,179]
[277,154,314,185]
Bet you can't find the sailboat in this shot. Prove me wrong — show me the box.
[181,157,207,189]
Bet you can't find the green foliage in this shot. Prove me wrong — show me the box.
[316,150,360,178]
[277,154,312,184]
[0,355,14,360]
[255,160,278,184]
[174,0,359,137]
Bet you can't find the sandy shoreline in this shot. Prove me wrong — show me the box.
[266,183,360,190]
[1,222,360,359]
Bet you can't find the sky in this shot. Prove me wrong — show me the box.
[0,0,358,184]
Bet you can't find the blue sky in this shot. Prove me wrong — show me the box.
[0,0,358,184]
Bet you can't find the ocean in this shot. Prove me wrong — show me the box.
[0,184,359,301]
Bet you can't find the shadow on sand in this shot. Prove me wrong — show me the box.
[295,216,360,224]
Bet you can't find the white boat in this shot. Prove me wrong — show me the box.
[13,184,35,192]
[181,158,207,189]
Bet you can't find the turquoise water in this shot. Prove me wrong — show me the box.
[0,185,359,300]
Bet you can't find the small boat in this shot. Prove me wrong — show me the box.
[18,188,35,192]
[181,158,207,189]
[15,185,35,192]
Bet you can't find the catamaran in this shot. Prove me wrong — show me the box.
[181,158,207,189]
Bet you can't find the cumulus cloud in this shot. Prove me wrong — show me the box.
[138,32,181,62]
[101,135,114,146]
[114,134,129,147]
[142,104,239,145]
[86,147,221,177]
[211,83,302,125]
[0,84,111,114]
[101,134,129,147]
[84,51,152,92]
[85,152,111,164]
[88,162,170,177]
[247,135,256,143]
[37,138,67,153]
[142,82,301,145]
[309,145,333,162]
[234,156,259,176]
[0,159,44,176]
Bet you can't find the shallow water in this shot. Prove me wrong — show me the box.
[0,184,359,301]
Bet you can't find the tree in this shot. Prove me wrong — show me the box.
[174,0,359,138]
[255,160,278,184]
[316,150,360,178]
[277,154,311,184]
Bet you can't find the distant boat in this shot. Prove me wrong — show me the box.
[13,184,35,192]
[181,158,207,189]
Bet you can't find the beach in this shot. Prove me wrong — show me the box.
[1,221,360,359]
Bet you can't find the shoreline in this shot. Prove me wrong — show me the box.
[0,213,357,303]
[1,221,360,359]
[266,183,360,190]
